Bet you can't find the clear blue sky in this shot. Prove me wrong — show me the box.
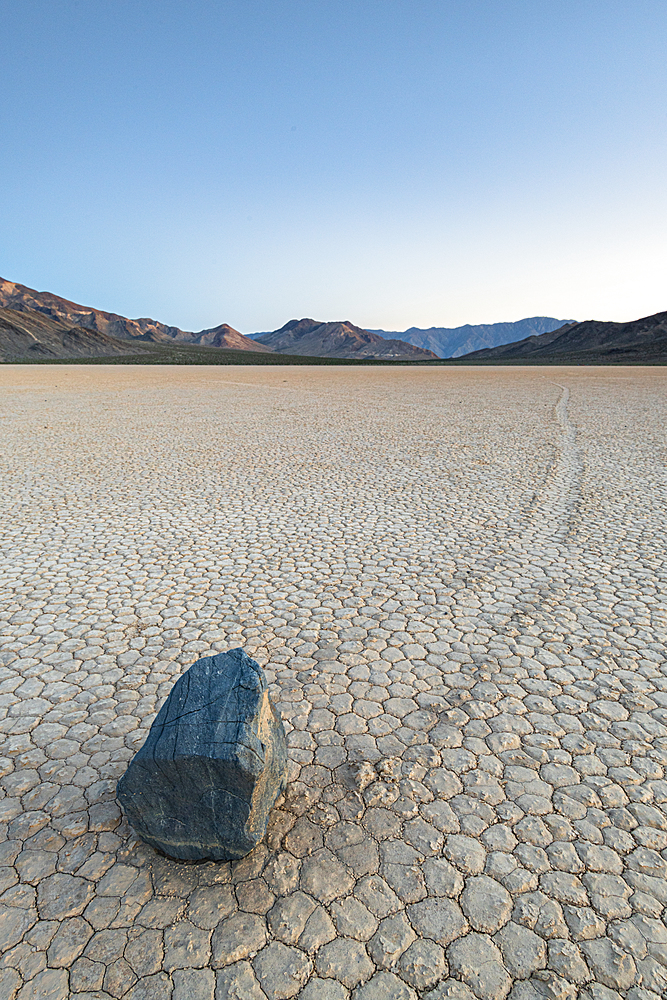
[1,1,665,332]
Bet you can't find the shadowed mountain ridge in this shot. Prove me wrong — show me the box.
[367,317,574,358]
[462,310,667,362]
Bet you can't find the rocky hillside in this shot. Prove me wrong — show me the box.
[253,318,438,360]
[462,310,667,363]
[0,277,270,352]
[0,306,151,361]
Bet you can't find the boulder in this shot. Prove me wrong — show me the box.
[116,648,287,861]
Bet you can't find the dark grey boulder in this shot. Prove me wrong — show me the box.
[116,648,287,861]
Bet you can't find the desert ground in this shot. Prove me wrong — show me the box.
[0,364,666,1000]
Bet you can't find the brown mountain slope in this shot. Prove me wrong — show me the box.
[176,323,273,351]
[254,318,438,360]
[0,306,152,361]
[463,310,667,362]
[0,277,269,352]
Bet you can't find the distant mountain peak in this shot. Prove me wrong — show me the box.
[368,317,575,358]
[254,318,438,360]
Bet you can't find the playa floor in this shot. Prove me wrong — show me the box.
[0,364,666,1000]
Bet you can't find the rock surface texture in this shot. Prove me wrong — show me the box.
[117,648,287,861]
[0,365,666,1000]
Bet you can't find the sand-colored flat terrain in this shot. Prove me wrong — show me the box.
[0,364,666,1000]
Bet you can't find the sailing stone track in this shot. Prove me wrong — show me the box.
[0,364,666,1000]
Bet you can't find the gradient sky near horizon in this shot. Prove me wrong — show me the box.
[1,1,666,333]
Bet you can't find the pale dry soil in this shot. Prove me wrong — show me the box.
[0,364,666,1000]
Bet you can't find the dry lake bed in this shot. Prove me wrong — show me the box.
[0,364,666,1000]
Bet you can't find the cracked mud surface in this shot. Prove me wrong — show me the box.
[0,364,666,1000]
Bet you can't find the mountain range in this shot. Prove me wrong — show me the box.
[0,278,434,361]
[251,318,437,360]
[367,317,573,358]
[464,311,667,363]
[0,277,270,356]
[1,275,664,365]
